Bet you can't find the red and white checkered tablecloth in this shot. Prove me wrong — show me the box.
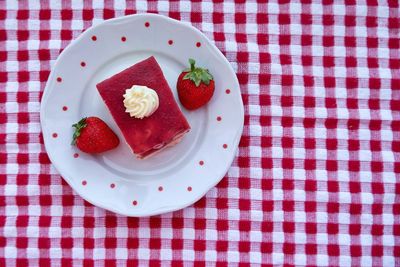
[1,0,399,266]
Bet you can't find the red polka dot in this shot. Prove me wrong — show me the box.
[52,133,58,138]
[158,186,163,192]
[223,144,228,149]
[80,62,86,67]
[196,42,201,47]
[121,36,126,42]
[62,106,68,111]
[73,153,79,158]
[110,183,115,189]
[56,77,62,82]
[82,180,87,186]
[199,160,204,166]
[145,22,150,27]
[187,186,192,192]
[132,200,138,206]
[91,35,97,41]
[168,40,173,45]
[226,89,231,94]
[217,116,222,121]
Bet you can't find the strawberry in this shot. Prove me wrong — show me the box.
[177,58,215,110]
[71,117,119,153]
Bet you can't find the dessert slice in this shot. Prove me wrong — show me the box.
[96,56,190,159]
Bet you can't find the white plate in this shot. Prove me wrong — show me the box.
[40,14,244,216]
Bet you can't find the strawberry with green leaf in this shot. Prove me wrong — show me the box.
[72,117,119,153]
[177,58,215,110]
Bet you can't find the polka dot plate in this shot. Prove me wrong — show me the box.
[40,14,244,216]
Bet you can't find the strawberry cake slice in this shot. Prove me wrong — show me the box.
[97,56,190,159]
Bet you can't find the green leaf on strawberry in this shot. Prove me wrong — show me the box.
[183,58,213,87]
[71,117,87,145]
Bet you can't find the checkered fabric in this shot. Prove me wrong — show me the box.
[1,0,399,266]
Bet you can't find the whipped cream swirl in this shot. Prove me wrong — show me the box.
[123,85,159,119]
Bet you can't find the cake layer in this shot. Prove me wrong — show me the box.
[97,56,190,158]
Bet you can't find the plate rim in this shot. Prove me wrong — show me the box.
[40,13,244,216]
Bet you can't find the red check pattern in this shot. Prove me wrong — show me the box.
[1,0,399,266]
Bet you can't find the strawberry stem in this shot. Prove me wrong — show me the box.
[189,58,196,72]
[183,58,213,87]
[71,117,87,145]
